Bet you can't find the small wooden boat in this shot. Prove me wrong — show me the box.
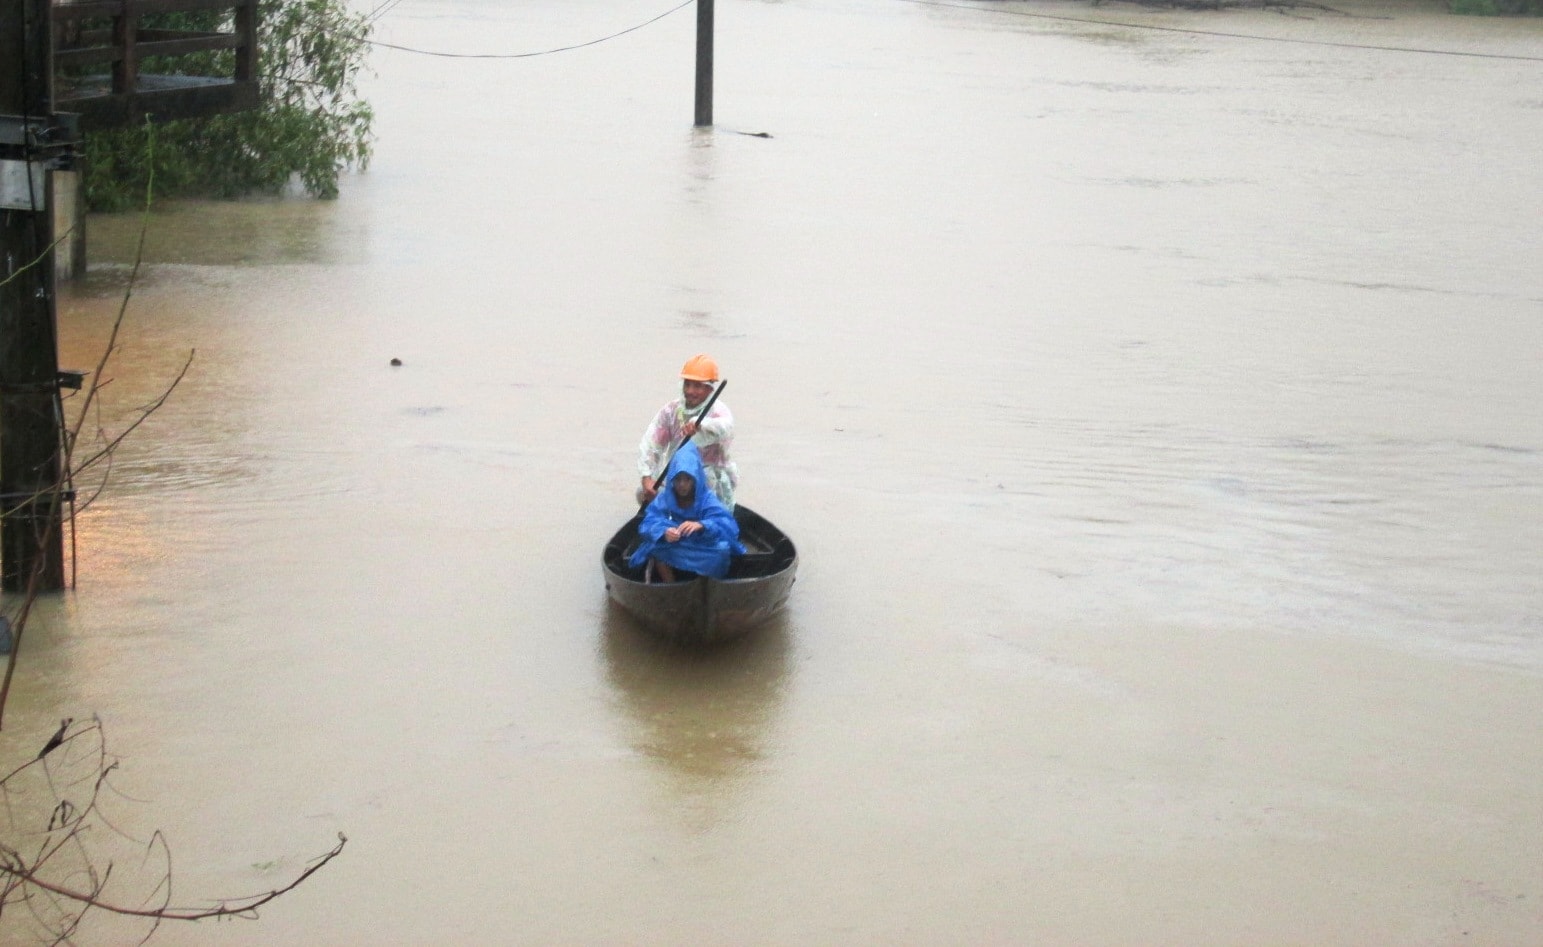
[602,505,797,645]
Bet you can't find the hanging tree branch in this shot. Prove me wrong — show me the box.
[1,719,346,943]
[2,835,348,923]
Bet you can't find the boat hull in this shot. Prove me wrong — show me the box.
[602,505,797,645]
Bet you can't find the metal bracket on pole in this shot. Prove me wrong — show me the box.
[0,114,48,148]
[0,112,78,149]
[1,112,83,209]
[0,112,82,167]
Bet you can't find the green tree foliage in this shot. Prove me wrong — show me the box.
[82,0,374,211]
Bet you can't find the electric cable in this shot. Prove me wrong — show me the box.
[360,0,695,58]
[363,0,413,27]
[353,0,1542,64]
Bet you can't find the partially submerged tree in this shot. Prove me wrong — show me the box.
[83,0,375,211]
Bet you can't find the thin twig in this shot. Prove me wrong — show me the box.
[0,228,75,292]
[0,834,348,921]
[67,351,195,479]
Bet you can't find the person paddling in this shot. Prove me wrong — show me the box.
[629,442,745,582]
[637,354,738,509]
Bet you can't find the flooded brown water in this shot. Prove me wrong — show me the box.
[4,0,1542,943]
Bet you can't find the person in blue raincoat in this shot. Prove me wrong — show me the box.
[629,441,744,582]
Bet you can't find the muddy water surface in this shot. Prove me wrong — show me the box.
[4,0,1542,943]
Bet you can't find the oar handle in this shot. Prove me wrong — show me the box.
[648,378,728,496]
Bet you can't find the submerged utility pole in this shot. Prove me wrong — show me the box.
[0,0,72,592]
[694,0,713,127]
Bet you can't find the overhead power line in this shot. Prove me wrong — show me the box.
[362,0,695,59]
[349,0,1543,64]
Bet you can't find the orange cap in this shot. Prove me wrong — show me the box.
[680,354,719,382]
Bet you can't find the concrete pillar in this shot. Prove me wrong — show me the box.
[50,168,85,282]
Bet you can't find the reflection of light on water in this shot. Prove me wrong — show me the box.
[599,604,790,825]
[66,497,186,590]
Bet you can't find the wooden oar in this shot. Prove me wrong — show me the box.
[640,378,728,511]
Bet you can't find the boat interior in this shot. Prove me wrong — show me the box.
[605,511,795,584]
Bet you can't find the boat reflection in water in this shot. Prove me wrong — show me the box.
[599,605,792,824]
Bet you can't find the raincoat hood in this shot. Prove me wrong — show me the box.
[661,441,713,516]
[628,442,745,579]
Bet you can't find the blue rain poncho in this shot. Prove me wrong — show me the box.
[629,442,745,580]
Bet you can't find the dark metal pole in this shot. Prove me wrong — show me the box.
[693,0,713,127]
[0,0,68,592]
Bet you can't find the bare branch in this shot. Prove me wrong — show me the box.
[0,834,348,922]
[3,720,345,941]
[67,350,196,479]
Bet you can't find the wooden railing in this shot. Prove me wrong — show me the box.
[52,0,258,128]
